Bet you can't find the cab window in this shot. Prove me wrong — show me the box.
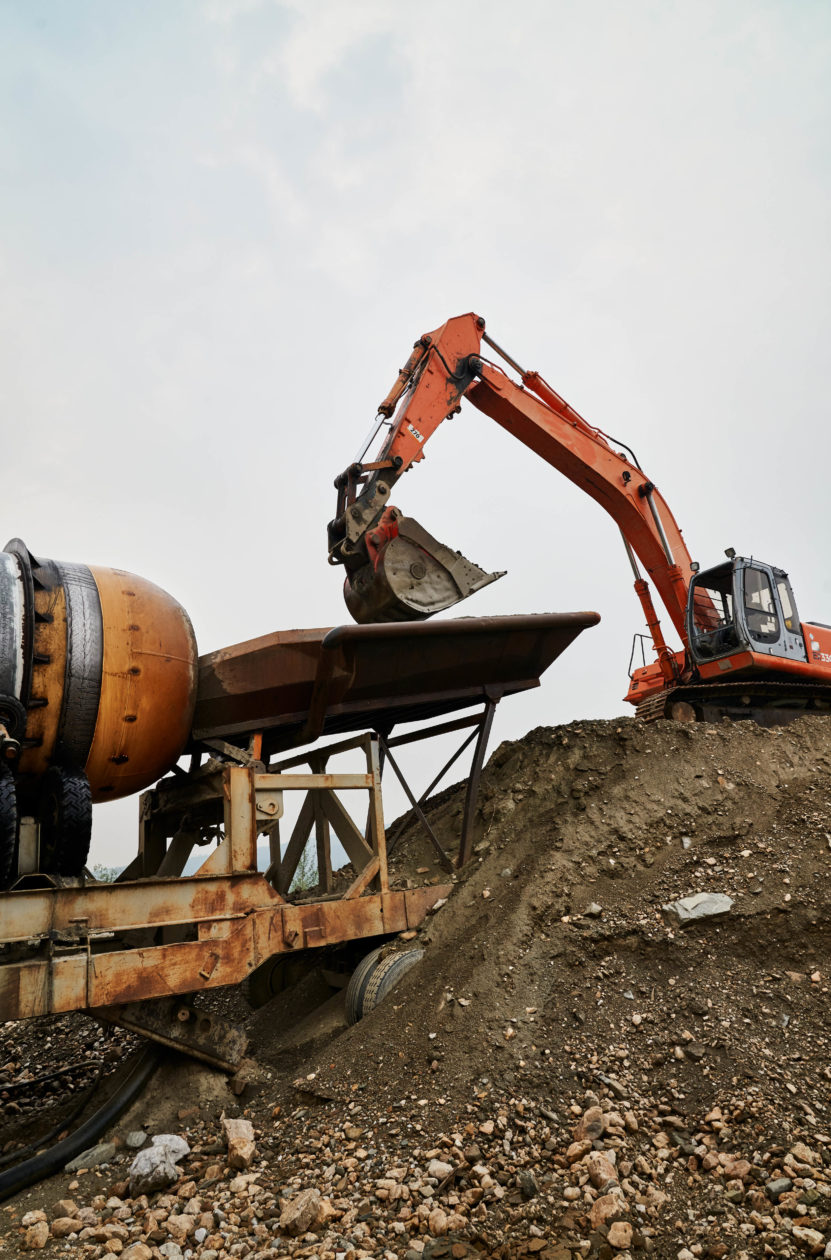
[688,566,739,657]
[744,568,780,643]
[776,578,798,633]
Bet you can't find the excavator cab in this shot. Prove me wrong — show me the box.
[686,557,808,666]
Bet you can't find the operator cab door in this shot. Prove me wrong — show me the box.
[738,561,807,662]
[687,558,807,665]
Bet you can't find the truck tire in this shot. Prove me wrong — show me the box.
[346,947,424,1024]
[0,766,17,888]
[0,695,26,741]
[345,946,386,1025]
[38,766,92,876]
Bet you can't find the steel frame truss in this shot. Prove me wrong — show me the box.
[0,731,451,1024]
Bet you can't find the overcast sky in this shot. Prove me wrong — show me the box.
[2,1,829,865]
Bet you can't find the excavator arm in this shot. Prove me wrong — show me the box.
[466,362,695,636]
[328,313,698,680]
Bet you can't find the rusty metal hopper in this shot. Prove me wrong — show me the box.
[192,612,599,757]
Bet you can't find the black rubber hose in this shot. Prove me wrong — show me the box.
[0,1044,162,1203]
[0,1060,105,1171]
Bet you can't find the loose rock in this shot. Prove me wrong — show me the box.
[607,1220,633,1249]
[661,892,734,925]
[64,1140,117,1172]
[128,1134,190,1197]
[221,1114,256,1169]
[24,1221,50,1250]
[279,1187,322,1236]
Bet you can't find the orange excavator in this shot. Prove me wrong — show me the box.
[328,312,831,724]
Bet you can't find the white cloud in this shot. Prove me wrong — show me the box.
[263,0,398,113]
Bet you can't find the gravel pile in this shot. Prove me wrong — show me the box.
[1,714,830,1259]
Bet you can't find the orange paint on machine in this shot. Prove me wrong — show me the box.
[328,311,831,726]
[0,539,197,880]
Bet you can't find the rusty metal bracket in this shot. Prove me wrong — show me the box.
[93,996,248,1073]
[199,738,264,768]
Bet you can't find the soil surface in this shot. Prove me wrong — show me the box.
[0,715,829,1260]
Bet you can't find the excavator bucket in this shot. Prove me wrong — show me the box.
[344,516,505,624]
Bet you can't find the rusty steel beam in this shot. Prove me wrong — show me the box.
[93,997,249,1074]
[0,885,451,1020]
[0,873,277,940]
[255,772,374,790]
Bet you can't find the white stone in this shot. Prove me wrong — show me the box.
[662,893,733,925]
[128,1134,190,1196]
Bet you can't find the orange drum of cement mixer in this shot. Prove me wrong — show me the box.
[83,565,197,801]
[4,540,197,804]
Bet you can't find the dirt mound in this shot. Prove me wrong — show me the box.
[253,715,831,1257]
[2,715,830,1259]
[304,716,831,1108]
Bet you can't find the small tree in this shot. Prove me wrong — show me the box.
[91,863,122,883]
[290,844,318,893]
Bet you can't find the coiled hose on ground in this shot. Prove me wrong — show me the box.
[0,1044,162,1203]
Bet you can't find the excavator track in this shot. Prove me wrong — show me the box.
[636,680,831,726]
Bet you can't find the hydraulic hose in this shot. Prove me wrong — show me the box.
[0,1044,162,1203]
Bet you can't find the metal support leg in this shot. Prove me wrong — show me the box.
[365,732,387,844]
[378,737,454,873]
[310,753,333,894]
[387,727,478,858]
[457,697,498,868]
[367,734,389,894]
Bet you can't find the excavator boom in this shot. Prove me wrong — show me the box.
[329,312,831,723]
[328,313,695,662]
